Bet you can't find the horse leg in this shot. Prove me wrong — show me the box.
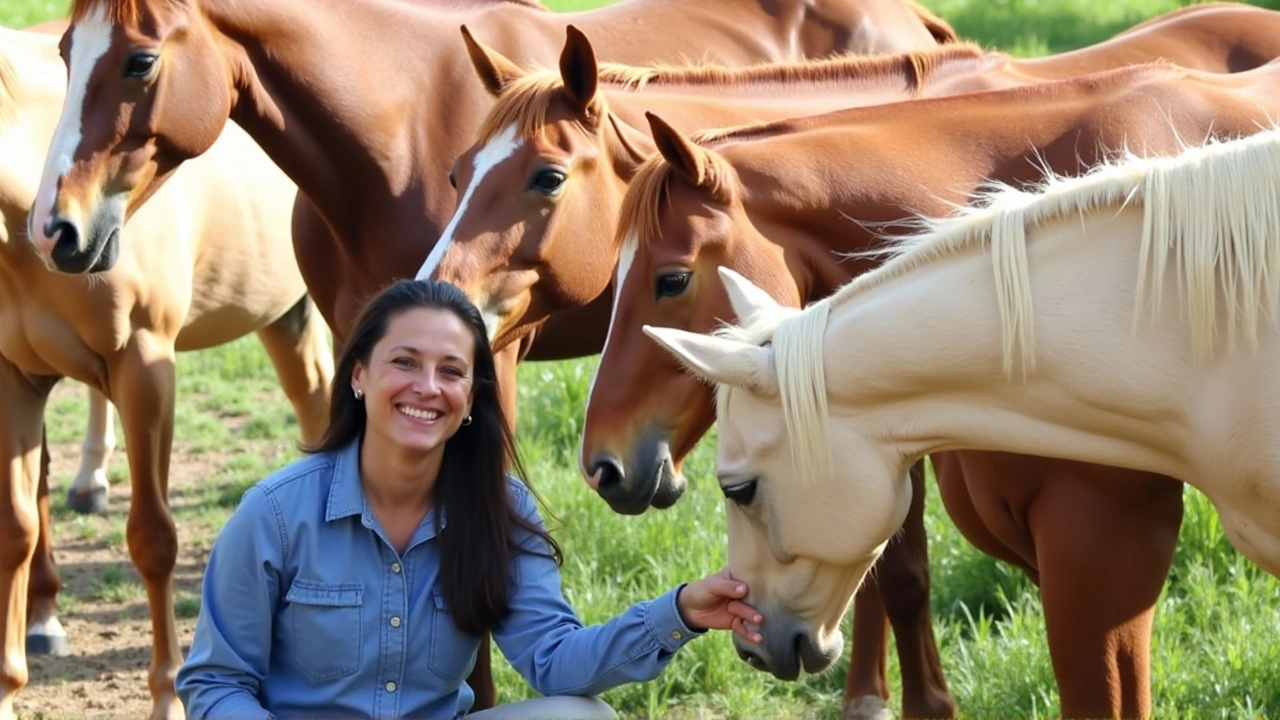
[26,430,68,657]
[110,332,183,719]
[1031,469,1182,719]
[254,295,335,445]
[875,462,955,719]
[65,386,115,514]
[0,360,53,720]
[843,577,891,720]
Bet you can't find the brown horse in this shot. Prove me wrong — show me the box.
[593,57,1280,718]
[22,0,952,716]
[0,25,333,720]
[421,5,1280,717]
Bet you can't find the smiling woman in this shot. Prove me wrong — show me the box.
[175,278,765,720]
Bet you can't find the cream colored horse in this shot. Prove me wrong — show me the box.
[644,126,1280,680]
[0,25,332,719]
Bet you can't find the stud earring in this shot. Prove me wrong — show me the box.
[462,415,472,426]
[353,388,363,400]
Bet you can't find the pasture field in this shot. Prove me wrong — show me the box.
[8,0,1280,718]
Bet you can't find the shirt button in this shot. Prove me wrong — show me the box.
[389,616,402,628]
[385,681,397,693]
[391,563,402,574]
[671,630,683,640]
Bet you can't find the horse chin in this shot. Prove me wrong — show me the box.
[50,226,119,274]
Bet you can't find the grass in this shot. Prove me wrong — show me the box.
[6,0,1280,718]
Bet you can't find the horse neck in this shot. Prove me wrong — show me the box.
[814,205,1198,482]
[201,0,486,240]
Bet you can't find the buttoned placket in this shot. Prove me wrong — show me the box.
[369,519,410,719]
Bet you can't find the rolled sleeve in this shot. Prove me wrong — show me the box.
[645,585,704,654]
[491,482,705,698]
[176,486,283,719]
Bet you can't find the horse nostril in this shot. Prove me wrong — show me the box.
[46,220,80,260]
[590,456,625,493]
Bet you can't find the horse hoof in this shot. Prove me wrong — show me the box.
[26,632,70,656]
[66,485,109,515]
[844,696,894,720]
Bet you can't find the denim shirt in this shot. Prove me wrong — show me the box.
[175,440,702,719]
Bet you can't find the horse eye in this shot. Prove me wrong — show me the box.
[722,480,758,506]
[124,53,157,78]
[530,169,566,194]
[654,272,691,299]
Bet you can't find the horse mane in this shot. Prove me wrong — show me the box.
[718,125,1280,485]
[474,43,988,145]
[0,50,15,128]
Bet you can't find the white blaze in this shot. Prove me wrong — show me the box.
[29,6,113,246]
[579,234,639,475]
[415,124,522,281]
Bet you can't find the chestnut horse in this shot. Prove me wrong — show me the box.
[595,58,1280,717]
[23,0,952,716]
[0,25,333,720]
[423,5,1280,717]
[644,121,1280,714]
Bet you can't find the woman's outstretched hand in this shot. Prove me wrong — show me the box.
[676,568,764,644]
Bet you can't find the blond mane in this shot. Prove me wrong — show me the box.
[0,48,16,128]
[720,125,1280,485]
[474,43,988,145]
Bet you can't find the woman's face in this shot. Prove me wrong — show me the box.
[352,307,476,458]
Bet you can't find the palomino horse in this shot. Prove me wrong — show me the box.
[644,122,1280,710]
[25,0,954,713]
[599,58,1280,718]
[0,26,332,720]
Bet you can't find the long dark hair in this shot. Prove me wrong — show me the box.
[306,279,562,635]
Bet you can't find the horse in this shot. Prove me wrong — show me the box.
[20,0,953,715]
[0,26,333,720]
[642,121,1280,713]
[591,56,1280,718]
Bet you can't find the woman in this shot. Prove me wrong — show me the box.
[175,279,763,719]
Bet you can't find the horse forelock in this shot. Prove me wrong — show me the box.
[475,70,606,144]
[70,0,139,24]
[614,141,738,257]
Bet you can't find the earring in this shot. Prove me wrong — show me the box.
[461,415,472,426]
[353,388,363,400]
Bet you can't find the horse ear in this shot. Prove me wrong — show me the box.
[461,25,525,97]
[643,325,778,398]
[645,112,709,186]
[718,267,783,324]
[559,25,599,115]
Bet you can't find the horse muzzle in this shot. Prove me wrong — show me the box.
[733,614,842,682]
[589,428,686,515]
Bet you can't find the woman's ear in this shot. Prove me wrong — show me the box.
[351,363,366,394]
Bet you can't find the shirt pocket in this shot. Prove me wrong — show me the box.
[428,589,477,684]
[284,579,364,681]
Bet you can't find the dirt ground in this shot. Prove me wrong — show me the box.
[14,391,256,719]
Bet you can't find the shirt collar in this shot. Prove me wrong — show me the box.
[324,438,365,522]
[322,438,448,539]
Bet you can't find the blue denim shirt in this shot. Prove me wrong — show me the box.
[175,439,702,719]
